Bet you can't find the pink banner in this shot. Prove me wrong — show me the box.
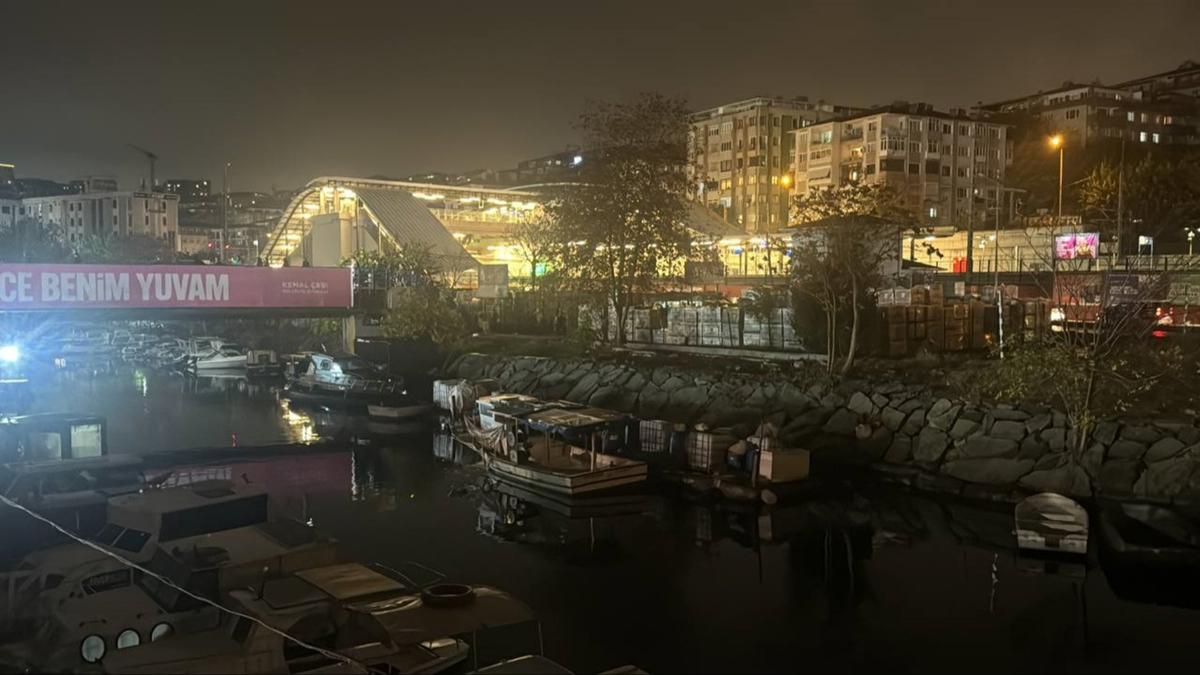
[0,264,352,310]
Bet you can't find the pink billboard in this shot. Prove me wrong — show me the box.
[1054,233,1100,260]
[0,264,352,310]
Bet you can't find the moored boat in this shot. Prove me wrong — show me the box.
[1014,492,1089,556]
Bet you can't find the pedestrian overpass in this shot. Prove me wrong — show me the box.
[261,176,744,279]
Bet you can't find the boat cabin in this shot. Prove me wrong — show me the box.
[98,563,536,675]
[0,413,108,463]
[476,394,577,431]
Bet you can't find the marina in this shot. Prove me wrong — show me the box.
[1,364,1200,672]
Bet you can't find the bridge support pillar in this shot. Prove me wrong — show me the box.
[341,316,357,354]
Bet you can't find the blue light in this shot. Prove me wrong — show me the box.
[0,345,19,363]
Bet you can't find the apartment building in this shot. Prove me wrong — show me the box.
[689,96,859,233]
[1115,60,1200,98]
[979,83,1197,148]
[21,191,180,249]
[792,103,1012,230]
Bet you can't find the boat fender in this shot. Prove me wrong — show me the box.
[420,583,476,607]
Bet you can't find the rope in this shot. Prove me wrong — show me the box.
[0,494,375,674]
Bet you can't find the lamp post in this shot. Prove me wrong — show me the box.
[221,162,231,264]
[973,172,1026,359]
[1188,228,1196,256]
[1049,134,1065,223]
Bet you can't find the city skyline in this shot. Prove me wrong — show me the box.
[2,0,1198,191]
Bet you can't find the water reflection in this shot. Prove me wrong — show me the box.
[5,365,1200,672]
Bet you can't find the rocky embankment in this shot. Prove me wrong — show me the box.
[448,352,1200,503]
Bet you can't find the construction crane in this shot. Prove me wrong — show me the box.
[127,144,158,190]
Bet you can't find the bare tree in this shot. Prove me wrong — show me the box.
[791,182,914,375]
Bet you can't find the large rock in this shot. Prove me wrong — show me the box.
[991,409,1031,421]
[1099,459,1142,496]
[914,427,950,463]
[662,386,709,423]
[929,398,953,419]
[885,435,912,464]
[961,435,1019,459]
[1134,454,1200,497]
[623,372,648,393]
[1107,439,1147,460]
[822,408,860,436]
[943,458,1035,485]
[870,393,891,409]
[589,385,637,412]
[902,409,926,436]
[898,398,925,414]
[1041,428,1067,451]
[860,426,893,461]
[820,392,846,409]
[1092,421,1120,446]
[990,420,1027,441]
[1145,437,1186,463]
[1120,424,1162,444]
[1179,427,1200,446]
[847,392,875,416]
[1020,460,1092,497]
[788,406,834,431]
[1025,414,1052,435]
[880,407,908,432]
[564,372,602,402]
[949,418,980,441]
[1018,434,1050,459]
[1081,443,1106,480]
[928,404,962,431]
[636,387,669,418]
[660,376,687,393]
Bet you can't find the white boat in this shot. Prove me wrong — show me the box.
[192,344,248,369]
[1015,492,1089,556]
[0,479,338,671]
[100,569,534,675]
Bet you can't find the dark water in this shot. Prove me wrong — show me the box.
[16,364,1200,673]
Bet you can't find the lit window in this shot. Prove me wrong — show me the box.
[928,207,938,219]
[1152,133,1161,143]
[1139,132,1148,142]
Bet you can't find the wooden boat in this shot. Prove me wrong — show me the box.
[476,405,647,498]
[1014,492,1089,556]
[368,401,435,421]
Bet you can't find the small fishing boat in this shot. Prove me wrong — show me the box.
[1098,501,1200,567]
[1014,492,1089,556]
[468,401,647,498]
[368,400,436,421]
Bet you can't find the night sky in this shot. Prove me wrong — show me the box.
[2,0,1197,192]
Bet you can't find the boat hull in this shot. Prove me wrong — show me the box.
[367,403,434,420]
[483,452,647,497]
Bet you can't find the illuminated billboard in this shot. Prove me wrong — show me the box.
[1054,233,1099,260]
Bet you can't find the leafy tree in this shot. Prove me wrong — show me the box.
[381,286,466,347]
[343,243,467,348]
[0,218,69,262]
[75,234,173,263]
[510,215,558,291]
[1078,154,1200,250]
[791,182,914,375]
[543,93,693,344]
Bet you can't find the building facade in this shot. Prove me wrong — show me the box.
[21,191,180,249]
[163,178,212,203]
[689,97,859,233]
[979,83,1198,148]
[1114,60,1200,98]
[792,104,1012,230]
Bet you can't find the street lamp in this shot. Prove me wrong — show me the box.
[1187,228,1196,256]
[1048,134,1065,223]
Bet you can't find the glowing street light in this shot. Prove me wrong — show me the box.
[780,173,793,189]
[0,344,19,363]
[1048,134,1065,222]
